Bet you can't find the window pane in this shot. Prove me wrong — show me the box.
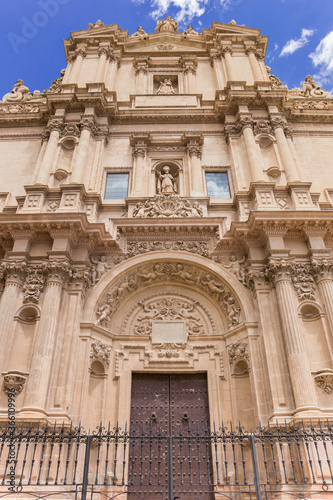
[206,172,230,198]
[105,173,129,199]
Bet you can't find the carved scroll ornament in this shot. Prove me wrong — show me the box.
[133,195,203,218]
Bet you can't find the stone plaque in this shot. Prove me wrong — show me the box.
[152,320,186,344]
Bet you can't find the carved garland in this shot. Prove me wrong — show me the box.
[95,262,241,329]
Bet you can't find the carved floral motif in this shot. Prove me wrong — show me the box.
[314,372,333,394]
[133,195,203,218]
[267,259,316,300]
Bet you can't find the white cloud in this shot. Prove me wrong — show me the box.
[279,28,315,57]
[131,0,230,24]
[309,31,333,91]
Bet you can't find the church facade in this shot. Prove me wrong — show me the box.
[0,16,333,497]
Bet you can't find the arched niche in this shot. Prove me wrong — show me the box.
[152,160,181,195]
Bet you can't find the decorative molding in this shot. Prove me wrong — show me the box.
[23,265,45,304]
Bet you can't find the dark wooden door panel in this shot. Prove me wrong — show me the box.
[128,373,213,500]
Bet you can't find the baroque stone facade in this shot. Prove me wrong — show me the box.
[0,17,332,445]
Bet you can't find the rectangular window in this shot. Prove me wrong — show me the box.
[205,172,230,198]
[105,173,129,199]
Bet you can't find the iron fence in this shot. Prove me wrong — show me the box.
[0,420,332,500]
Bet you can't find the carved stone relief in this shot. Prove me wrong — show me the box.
[89,339,111,374]
[227,340,250,377]
[126,241,209,258]
[133,195,203,218]
[314,371,333,394]
[3,371,27,395]
[23,266,46,304]
[95,262,241,329]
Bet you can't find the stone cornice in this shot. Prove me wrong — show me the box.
[0,213,120,252]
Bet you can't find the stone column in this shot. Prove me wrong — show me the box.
[221,46,234,82]
[131,142,147,196]
[187,141,204,196]
[61,51,76,85]
[23,261,71,412]
[246,47,262,82]
[52,269,91,412]
[210,50,224,89]
[271,116,299,183]
[135,62,148,94]
[35,117,64,185]
[95,44,111,82]
[68,44,87,84]
[105,54,120,91]
[239,116,265,182]
[268,259,318,410]
[312,259,333,335]
[184,63,197,93]
[71,116,96,185]
[0,261,26,375]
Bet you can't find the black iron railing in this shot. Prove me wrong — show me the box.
[0,420,332,500]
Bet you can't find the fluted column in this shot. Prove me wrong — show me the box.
[268,259,318,409]
[35,118,64,185]
[312,259,333,335]
[135,62,148,94]
[240,116,265,182]
[95,44,111,82]
[68,44,87,84]
[51,269,91,411]
[71,116,96,184]
[183,62,197,93]
[210,50,224,89]
[24,261,71,411]
[105,54,120,91]
[246,47,262,82]
[187,141,204,196]
[0,261,26,375]
[271,116,299,183]
[221,46,234,82]
[61,51,75,85]
[131,142,147,196]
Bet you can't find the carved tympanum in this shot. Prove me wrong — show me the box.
[95,262,241,329]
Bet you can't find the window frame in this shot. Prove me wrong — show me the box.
[103,170,130,202]
[204,167,233,200]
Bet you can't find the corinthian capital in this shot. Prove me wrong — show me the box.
[132,141,147,158]
[266,258,292,282]
[43,260,73,285]
[187,142,202,158]
[75,44,87,58]
[220,45,233,56]
[80,116,98,135]
[1,260,27,285]
[311,258,333,281]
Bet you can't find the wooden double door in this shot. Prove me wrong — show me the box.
[128,373,214,500]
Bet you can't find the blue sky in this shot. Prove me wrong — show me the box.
[1,0,333,98]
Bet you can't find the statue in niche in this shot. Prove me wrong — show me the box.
[155,16,178,32]
[156,78,175,95]
[131,26,149,39]
[156,166,178,194]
